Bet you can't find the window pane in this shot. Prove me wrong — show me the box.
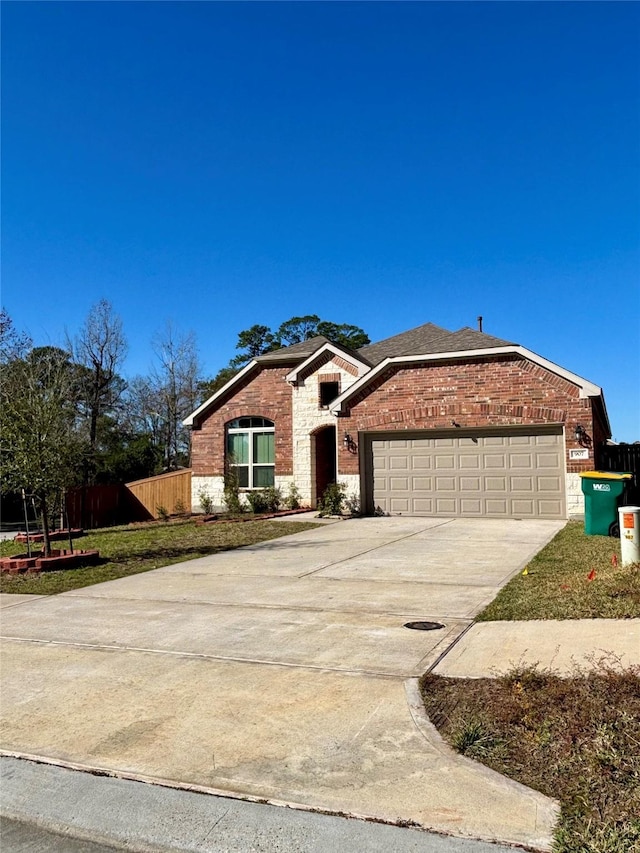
[227,432,248,464]
[254,466,274,487]
[235,465,249,488]
[253,432,274,464]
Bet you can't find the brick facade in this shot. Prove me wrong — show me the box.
[336,355,598,477]
[191,365,294,477]
[190,350,605,516]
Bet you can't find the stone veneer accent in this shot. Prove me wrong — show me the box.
[191,474,295,513]
[566,472,586,518]
[291,360,361,505]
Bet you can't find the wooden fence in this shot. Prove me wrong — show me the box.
[66,485,127,529]
[125,469,192,519]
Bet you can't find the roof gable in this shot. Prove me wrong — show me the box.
[331,344,606,424]
[284,341,370,384]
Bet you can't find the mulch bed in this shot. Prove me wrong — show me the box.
[195,507,314,525]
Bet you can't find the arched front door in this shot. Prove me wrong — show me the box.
[314,425,337,507]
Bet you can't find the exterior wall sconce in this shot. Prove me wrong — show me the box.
[575,424,592,448]
[343,433,357,453]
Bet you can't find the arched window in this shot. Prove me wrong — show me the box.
[226,417,275,488]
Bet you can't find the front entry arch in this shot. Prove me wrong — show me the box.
[313,425,337,507]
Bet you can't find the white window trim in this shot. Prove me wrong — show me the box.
[227,419,275,489]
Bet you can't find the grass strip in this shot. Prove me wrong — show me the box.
[420,664,640,853]
[477,521,639,621]
[0,519,321,595]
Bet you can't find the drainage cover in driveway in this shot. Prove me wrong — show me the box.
[404,621,445,631]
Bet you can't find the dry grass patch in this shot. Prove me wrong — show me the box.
[420,663,640,853]
[478,521,640,621]
[0,518,321,594]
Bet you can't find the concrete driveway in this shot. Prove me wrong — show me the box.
[0,517,563,850]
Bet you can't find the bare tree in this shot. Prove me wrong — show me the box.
[0,308,31,365]
[70,300,127,483]
[151,323,201,470]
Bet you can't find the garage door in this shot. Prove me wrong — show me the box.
[370,429,565,519]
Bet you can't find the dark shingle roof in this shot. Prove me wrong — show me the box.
[357,323,515,365]
[254,323,515,367]
[255,335,372,366]
[254,336,331,363]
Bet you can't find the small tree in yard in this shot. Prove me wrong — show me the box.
[0,346,82,556]
[222,456,243,516]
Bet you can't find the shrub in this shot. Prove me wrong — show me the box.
[198,488,215,515]
[246,490,269,514]
[262,486,282,512]
[344,492,360,516]
[173,498,187,517]
[246,487,282,514]
[284,483,301,510]
[318,482,346,516]
[156,505,170,522]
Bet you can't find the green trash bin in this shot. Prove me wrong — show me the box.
[580,472,633,536]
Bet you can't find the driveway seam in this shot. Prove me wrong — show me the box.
[64,576,500,589]
[423,620,477,674]
[296,519,456,577]
[0,635,413,679]
[48,594,482,620]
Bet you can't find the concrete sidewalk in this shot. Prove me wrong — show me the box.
[433,618,640,678]
[1,518,563,850]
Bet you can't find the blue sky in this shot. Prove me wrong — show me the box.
[2,2,639,440]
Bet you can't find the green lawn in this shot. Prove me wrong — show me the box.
[420,665,640,853]
[0,518,321,595]
[478,521,640,621]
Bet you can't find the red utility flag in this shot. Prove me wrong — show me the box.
[611,554,618,567]
[587,568,596,581]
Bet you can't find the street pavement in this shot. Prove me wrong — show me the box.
[1,517,565,850]
[1,756,516,853]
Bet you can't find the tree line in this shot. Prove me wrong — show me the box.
[0,304,368,551]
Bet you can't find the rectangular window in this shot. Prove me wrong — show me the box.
[319,381,340,408]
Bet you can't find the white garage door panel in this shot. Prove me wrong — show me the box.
[371,431,565,519]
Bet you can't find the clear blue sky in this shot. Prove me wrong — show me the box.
[2,2,639,440]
